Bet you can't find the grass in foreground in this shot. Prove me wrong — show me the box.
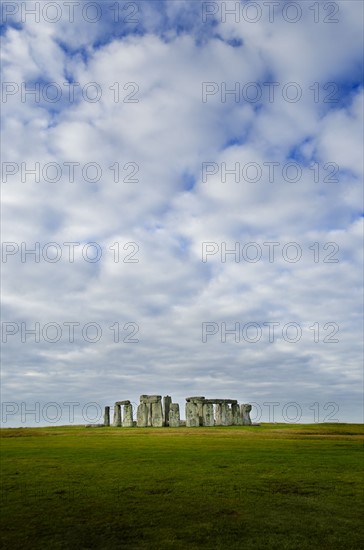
[0,423,363,549]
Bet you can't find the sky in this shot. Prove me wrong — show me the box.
[1,0,363,427]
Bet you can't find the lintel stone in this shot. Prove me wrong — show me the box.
[140,395,161,404]
[204,399,238,404]
[186,396,205,401]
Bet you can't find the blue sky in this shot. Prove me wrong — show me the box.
[1,0,363,426]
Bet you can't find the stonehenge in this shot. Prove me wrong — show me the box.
[102,394,252,428]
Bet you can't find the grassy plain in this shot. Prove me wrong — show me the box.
[0,423,363,549]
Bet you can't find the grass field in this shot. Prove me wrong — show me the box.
[1,423,363,549]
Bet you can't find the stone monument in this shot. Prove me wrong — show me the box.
[104,393,253,429]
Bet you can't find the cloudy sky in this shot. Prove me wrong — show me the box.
[1,0,363,426]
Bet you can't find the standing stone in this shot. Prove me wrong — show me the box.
[226,404,233,426]
[113,403,122,427]
[231,403,241,425]
[147,403,153,426]
[202,403,214,426]
[215,403,222,426]
[186,397,205,426]
[139,395,162,427]
[220,402,230,426]
[186,401,199,427]
[151,399,163,427]
[163,395,172,426]
[169,403,180,427]
[137,403,148,427]
[241,404,252,425]
[123,403,134,427]
[196,400,204,426]
[104,406,110,427]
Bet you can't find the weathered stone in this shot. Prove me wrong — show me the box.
[147,403,153,426]
[186,401,199,427]
[197,401,204,426]
[163,395,172,426]
[139,395,163,426]
[186,396,205,401]
[202,403,214,426]
[231,403,241,425]
[123,403,134,427]
[151,400,163,427]
[137,403,148,427]
[140,395,161,404]
[185,397,204,425]
[107,394,249,429]
[241,404,252,425]
[103,406,110,427]
[204,399,238,404]
[225,403,233,426]
[169,403,180,427]
[113,403,122,427]
[219,402,230,426]
[215,403,222,425]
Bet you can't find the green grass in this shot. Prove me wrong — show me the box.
[1,424,363,549]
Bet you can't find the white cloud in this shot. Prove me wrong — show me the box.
[1,1,363,426]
